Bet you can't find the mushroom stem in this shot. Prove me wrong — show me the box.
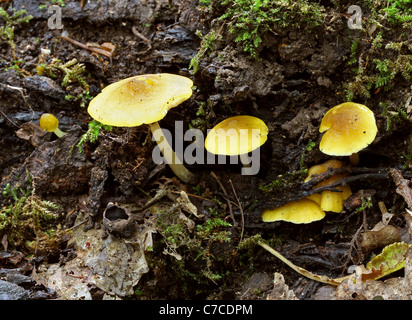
[150,121,195,184]
[53,127,66,138]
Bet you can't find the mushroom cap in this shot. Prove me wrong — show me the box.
[304,160,352,213]
[262,198,325,224]
[319,102,377,156]
[40,113,59,132]
[87,73,193,127]
[204,115,268,156]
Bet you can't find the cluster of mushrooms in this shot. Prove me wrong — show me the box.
[262,102,378,224]
[39,73,378,225]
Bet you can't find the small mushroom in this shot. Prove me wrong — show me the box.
[39,113,66,138]
[262,198,325,224]
[87,73,195,183]
[204,115,268,174]
[304,159,352,213]
[319,102,377,165]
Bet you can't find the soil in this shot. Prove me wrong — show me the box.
[0,0,411,300]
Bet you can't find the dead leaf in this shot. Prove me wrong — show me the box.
[336,245,412,300]
[361,242,410,281]
[34,211,150,298]
[360,225,401,253]
[15,122,49,147]
[176,191,203,218]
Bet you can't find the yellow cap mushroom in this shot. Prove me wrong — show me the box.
[304,160,352,213]
[87,73,195,183]
[319,102,377,165]
[88,74,193,127]
[262,198,325,224]
[205,115,268,156]
[205,115,268,175]
[39,113,66,138]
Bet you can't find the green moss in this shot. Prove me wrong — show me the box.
[189,30,222,74]
[0,7,33,60]
[400,148,412,170]
[342,1,412,102]
[0,179,62,253]
[219,0,324,59]
[347,38,360,66]
[39,0,66,10]
[39,58,89,90]
[65,90,93,108]
[380,99,409,132]
[77,120,112,153]
[148,195,236,296]
[299,139,315,173]
[343,36,412,102]
[355,196,373,213]
[259,169,306,193]
[382,0,412,25]
[189,100,215,131]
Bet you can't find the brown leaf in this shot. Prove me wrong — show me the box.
[15,122,49,147]
[360,225,401,253]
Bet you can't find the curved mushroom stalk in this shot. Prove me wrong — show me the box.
[53,127,66,138]
[150,121,195,184]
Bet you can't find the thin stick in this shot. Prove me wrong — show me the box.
[300,172,389,199]
[210,171,237,227]
[59,35,113,58]
[169,190,211,202]
[229,179,244,241]
[131,26,152,49]
[301,166,412,191]
[0,107,19,128]
[66,218,88,231]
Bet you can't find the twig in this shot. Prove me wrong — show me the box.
[229,179,244,241]
[301,167,349,190]
[5,84,35,115]
[59,35,113,58]
[0,107,19,128]
[210,171,238,227]
[169,190,211,202]
[66,218,88,231]
[341,221,365,276]
[131,26,152,50]
[301,167,395,191]
[300,172,390,200]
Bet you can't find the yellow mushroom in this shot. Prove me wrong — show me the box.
[262,198,325,224]
[304,160,352,213]
[87,73,195,183]
[205,115,268,155]
[39,113,66,138]
[204,115,268,174]
[319,102,377,166]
